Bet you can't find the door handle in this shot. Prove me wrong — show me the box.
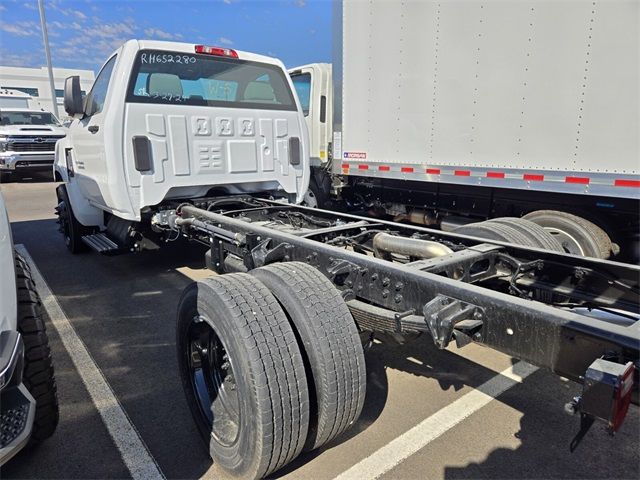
[88,125,99,134]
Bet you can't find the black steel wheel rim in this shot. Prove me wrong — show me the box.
[187,315,241,447]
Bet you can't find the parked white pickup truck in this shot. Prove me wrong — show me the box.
[0,89,66,182]
[0,192,58,464]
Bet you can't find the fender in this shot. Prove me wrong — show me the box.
[54,139,104,229]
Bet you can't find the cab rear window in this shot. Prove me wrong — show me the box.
[126,49,297,111]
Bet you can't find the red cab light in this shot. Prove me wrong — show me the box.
[194,45,238,58]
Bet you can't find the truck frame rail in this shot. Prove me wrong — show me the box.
[167,198,639,409]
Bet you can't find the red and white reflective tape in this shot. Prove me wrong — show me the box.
[339,163,640,189]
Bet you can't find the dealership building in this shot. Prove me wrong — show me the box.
[0,65,95,116]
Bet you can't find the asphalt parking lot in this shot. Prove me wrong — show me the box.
[1,177,639,480]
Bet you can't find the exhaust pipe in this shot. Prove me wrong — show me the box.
[373,232,453,259]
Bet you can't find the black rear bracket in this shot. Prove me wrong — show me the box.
[423,295,485,349]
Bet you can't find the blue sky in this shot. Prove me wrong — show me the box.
[0,0,332,73]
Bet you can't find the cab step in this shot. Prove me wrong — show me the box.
[81,233,119,254]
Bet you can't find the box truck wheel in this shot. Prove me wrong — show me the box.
[302,169,331,209]
[485,218,564,252]
[14,251,59,445]
[176,274,309,479]
[251,262,366,451]
[522,210,612,258]
[453,221,539,247]
[55,185,88,254]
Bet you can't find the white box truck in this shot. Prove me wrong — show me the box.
[290,0,640,263]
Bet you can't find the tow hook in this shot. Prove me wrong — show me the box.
[564,358,635,451]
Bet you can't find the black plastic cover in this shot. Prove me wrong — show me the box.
[132,136,153,172]
[289,137,301,166]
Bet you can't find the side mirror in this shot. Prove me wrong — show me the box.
[64,76,83,116]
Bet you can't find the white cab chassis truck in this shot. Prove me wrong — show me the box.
[56,40,639,479]
[290,0,640,264]
[55,39,309,253]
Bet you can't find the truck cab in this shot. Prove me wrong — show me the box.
[288,64,332,168]
[0,89,66,182]
[288,64,333,207]
[56,40,310,232]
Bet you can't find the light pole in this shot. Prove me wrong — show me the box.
[37,0,60,119]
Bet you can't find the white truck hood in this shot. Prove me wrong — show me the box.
[0,125,66,136]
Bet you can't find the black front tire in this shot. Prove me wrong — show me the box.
[14,251,59,444]
[55,185,88,254]
[303,168,332,209]
[177,274,310,479]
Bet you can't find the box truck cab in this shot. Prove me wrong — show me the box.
[56,40,310,235]
[289,64,333,207]
[289,64,332,168]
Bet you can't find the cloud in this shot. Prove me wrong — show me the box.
[23,2,37,10]
[144,28,184,41]
[93,21,135,38]
[0,21,39,37]
[0,5,6,12]
[218,36,233,45]
[0,49,41,67]
[73,10,87,21]
[294,0,306,6]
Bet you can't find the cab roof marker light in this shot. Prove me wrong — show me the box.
[194,45,239,58]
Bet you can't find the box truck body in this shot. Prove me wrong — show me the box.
[332,0,639,199]
[289,0,640,261]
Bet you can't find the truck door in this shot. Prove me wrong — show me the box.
[290,64,332,166]
[67,54,117,208]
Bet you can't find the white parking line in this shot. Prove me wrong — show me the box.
[16,245,165,480]
[334,361,538,480]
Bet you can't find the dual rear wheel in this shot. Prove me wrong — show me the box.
[176,263,366,479]
[453,211,614,259]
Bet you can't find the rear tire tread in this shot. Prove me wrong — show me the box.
[252,262,366,451]
[178,273,309,479]
[523,210,612,258]
[486,217,564,251]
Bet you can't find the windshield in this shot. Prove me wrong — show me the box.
[126,49,297,111]
[0,111,61,126]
